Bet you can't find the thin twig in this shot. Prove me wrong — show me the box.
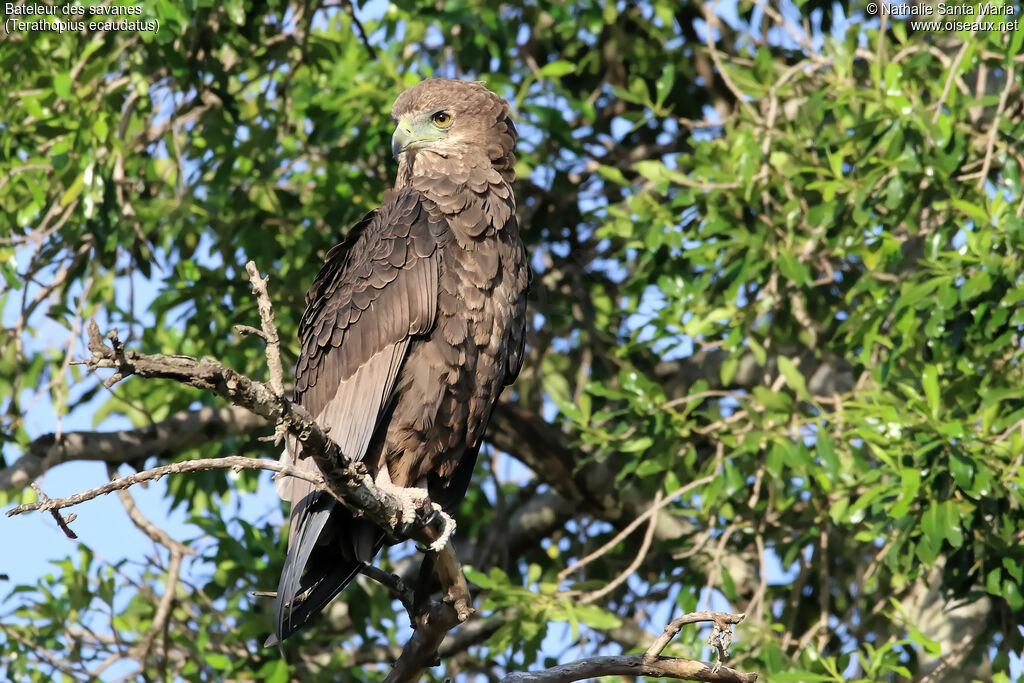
[343,0,376,58]
[579,489,662,605]
[68,320,417,540]
[8,456,325,517]
[29,482,79,539]
[702,1,762,124]
[107,464,194,556]
[976,61,1015,189]
[558,476,713,583]
[0,405,268,492]
[234,324,267,340]
[932,41,971,125]
[245,261,288,446]
[13,319,475,683]
[0,623,90,680]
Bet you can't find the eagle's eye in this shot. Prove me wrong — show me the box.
[432,111,453,128]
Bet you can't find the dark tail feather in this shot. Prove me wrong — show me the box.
[267,494,384,646]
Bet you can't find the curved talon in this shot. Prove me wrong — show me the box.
[427,504,456,553]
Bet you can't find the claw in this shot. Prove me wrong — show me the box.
[426,504,456,553]
[374,479,455,551]
[376,480,430,526]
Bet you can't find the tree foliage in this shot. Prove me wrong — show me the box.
[2,0,1023,680]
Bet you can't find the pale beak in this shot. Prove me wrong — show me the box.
[392,123,414,159]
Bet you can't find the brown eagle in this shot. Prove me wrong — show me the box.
[267,79,528,645]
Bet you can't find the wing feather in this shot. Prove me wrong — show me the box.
[271,188,447,644]
[293,189,442,452]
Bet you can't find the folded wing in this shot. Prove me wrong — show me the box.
[270,189,447,644]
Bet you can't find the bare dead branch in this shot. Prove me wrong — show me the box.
[29,482,78,539]
[645,611,747,665]
[69,320,412,536]
[8,456,323,517]
[0,405,269,493]
[245,260,288,446]
[234,324,267,340]
[244,261,284,397]
[500,654,756,683]
[498,611,753,682]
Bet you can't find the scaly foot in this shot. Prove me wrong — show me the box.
[375,479,430,526]
[426,503,456,553]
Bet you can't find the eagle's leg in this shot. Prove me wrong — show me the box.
[374,469,456,553]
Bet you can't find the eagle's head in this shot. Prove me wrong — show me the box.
[390,79,516,173]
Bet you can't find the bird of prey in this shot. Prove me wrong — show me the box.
[267,79,528,646]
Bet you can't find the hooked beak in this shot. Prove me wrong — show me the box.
[392,122,413,159]
[392,117,447,159]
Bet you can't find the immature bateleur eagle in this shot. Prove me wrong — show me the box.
[267,79,528,645]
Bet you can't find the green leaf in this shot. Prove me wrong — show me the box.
[257,659,288,683]
[655,64,675,108]
[921,365,940,418]
[1005,579,1024,610]
[61,172,85,207]
[950,453,974,492]
[777,252,811,285]
[907,624,942,657]
[951,199,988,224]
[747,337,767,366]
[890,467,920,518]
[921,500,962,549]
[224,0,245,24]
[633,458,665,477]
[0,486,37,507]
[573,604,622,630]
[463,567,493,590]
[93,118,109,141]
[620,436,654,453]
[920,500,944,549]
[961,270,992,300]
[1,256,22,291]
[595,164,629,186]
[540,60,575,78]
[54,72,71,100]
[204,653,231,671]
[753,385,792,412]
[769,673,837,682]
[817,429,838,477]
[777,356,812,402]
